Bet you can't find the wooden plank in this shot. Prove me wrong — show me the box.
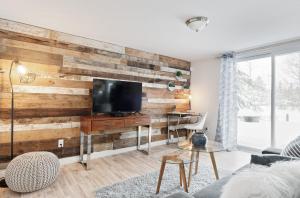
[0,18,125,54]
[0,32,123,59]
[0,59,61,74]
[0,121,80,132]
[0,45,63,66]
[60,67,186,87]
[125,47,159,61]
[13,85,90,95]
[147,98,189,104]
[64,55,184,80]
[1,93,91,109]
[0,137,80,157]
[0,116,80,125]
[2,77,92,89]
[63,56,187,82]
[0,37,123,65]
[0,128,79,143]
[93,142,113,152]
[159,55,191,70]
[126,60,160,71]
[143,87,190,99]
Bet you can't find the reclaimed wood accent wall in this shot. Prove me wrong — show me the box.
[0,19,191,162]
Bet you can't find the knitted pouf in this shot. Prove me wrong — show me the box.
[5,152,60,193]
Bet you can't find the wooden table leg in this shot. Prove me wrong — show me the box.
[209,152,219,180]
[156,158,166,194]
[180,162,188,193]
[195,151,200,174]
[188,151,195,187]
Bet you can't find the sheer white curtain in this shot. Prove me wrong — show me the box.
[215,53,238,150]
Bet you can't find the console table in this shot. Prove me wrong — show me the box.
[80,114,152,170]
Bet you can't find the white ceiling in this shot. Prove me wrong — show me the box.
[1,0,300,61]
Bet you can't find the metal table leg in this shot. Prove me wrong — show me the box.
[137,126,141,150]
[176,116,180,143]
[86,134,92,170]
[167,115,170,144]
[137,125,151,155]
[148,126,152,154]
[79,131,84,163]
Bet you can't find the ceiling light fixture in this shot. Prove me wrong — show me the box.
[186,16,209,32]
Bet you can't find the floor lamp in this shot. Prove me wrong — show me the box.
[0,60,35,187]
[8,60,36,159]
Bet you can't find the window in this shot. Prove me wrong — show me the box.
[237,50,300,149]
[237,57,272,149]
[275,52,300,148]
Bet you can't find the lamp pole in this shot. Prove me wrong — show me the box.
[8,60,17,159]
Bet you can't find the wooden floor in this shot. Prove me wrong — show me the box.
[0,144,251,198]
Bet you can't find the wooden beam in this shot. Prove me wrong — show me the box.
[0,18,125,54]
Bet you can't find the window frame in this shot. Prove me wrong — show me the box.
[236,40,300,149]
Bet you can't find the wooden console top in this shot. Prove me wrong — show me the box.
[80,114,151,135]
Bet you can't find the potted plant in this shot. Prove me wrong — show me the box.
[175,71,183,80]
[183,83,190,90]
[167,81,176,91]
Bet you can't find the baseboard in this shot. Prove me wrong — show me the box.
[59,137,184,166]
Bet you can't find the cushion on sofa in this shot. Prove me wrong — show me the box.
[250,154,298,166]
[221,161,300,198]
[262,147,281,155]
[281,136,300,158]
[192,176,231,198]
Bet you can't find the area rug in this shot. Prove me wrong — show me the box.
[95,164,229,198]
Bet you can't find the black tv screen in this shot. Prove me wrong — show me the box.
[92,79,142,113]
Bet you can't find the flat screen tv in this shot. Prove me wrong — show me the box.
[92,79,142,114]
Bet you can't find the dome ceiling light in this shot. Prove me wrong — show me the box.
[186,16,209,32]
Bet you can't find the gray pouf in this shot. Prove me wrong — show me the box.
[5,152,60,193]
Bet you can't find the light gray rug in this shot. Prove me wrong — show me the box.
[96,164,229,198]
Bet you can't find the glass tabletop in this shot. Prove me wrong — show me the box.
[178,141,225,153]
[158,151,196,165]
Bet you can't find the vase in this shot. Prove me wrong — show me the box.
[191,132,207,148]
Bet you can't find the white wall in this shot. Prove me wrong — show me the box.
[191,58,221,139]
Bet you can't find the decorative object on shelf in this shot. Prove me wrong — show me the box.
[192,131,208,148]
[186,16,209,32]
[175,70,183,80]
[9,60,36,159]
[5,152,60,193]
[183,83,190,90]
[167,81,176,91]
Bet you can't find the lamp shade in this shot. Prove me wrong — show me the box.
[16,64,27,75]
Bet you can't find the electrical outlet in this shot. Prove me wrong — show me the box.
[58,139,64,148]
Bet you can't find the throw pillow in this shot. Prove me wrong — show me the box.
[250,154,297,166]
[281,136,300,158]
[221,161,300,198]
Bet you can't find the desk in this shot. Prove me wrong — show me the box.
[167,112,199,144]
[80,114,151,170]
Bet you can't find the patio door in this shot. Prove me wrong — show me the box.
[237,57,272,149]
[274,52,300,148]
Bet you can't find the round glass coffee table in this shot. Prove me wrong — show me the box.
[178,141,224,187]
[156,151,196,194]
